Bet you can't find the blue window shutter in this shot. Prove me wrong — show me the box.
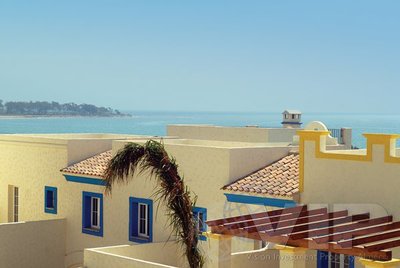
[349,255,355,268]
[46,191,53,207]
[82,191,103,237]
[129,197,153,243]
[317,251,328,268]
[192,207,207,241]
[83,195,91,228]
[131,200,139,237]
[148,199,153,242]
[44,186,57,214]
[53,189,57,211]
[201,209,207,232]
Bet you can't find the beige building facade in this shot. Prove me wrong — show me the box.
[0,123,357,268]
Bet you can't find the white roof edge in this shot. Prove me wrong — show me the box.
[282,110,301,114]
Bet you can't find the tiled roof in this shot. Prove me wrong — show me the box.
[223,154,299,197]
[61,150,112,178]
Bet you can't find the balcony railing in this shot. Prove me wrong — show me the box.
[328,128,343,144]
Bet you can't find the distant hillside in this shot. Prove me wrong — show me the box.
[0,100,128,117]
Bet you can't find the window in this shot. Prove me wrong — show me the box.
[193,207,207,241]
[91,197,100,229]
[317,251,354,268]
[44,186,57,214]
[13,186,19,222]
[82,191,103,237]
[138,203,149,237]
[129,197,153,243]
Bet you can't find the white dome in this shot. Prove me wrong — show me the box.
[304,121,329,131]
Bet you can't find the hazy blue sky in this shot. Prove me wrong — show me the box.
[0,1,399,113]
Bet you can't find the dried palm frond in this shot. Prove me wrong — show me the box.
[104,140,204,268]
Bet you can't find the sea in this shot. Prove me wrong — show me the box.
[0,111,400,149]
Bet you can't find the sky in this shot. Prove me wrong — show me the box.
[0,1,399,113]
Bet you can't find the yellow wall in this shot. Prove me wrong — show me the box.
[298,131,400,259]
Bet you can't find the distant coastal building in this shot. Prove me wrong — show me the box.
[2,113,399,268]
[282,109,302,128]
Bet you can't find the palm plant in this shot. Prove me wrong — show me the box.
[104,140,204,268]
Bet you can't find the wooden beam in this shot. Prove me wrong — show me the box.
[206,205,307,227]
[251,230,391,261]
[288,216,393,240]
[314,219,400,244]
[222,207,327,230]
[364,239,400,252]
[210,221,392,261]
[339,229,400,248]
[244,210,348,233]
[263,213,370,236]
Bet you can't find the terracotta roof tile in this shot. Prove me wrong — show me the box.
[223,154,299,198]
[61,150,112,178]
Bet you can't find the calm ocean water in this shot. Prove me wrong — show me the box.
[0,111,399,149]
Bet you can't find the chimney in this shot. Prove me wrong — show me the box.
[282,110,302,128]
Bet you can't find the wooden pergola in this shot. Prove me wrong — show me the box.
[206,205,400,261]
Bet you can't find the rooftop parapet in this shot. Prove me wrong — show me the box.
[297,130,400,192]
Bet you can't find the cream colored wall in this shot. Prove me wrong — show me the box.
[0,139,68,223]
[229,146,291,181]
[301,141,400,218]
[0,133,298,267]
[84,242,181,268]
[300,133,400,259]
[268,128,299,143]
[67,139,113,165]
[167,125,298,143]
[231,249,318,268]
[112,139,298,265]
[63,138,179,267]
[0,135,170,267]
[112,139,232,245]
[84,249,178,268]
[231,248,280,267]
[0,219,66,268]
[161,138,284,148]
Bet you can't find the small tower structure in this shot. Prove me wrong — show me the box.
[282,110,302,128]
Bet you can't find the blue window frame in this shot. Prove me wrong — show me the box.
[193,207,207,241]
[82,191,103,237]
[129,197,153,243]
[317,251,354,268]
[317,251,329,268]
[44,186,57,214]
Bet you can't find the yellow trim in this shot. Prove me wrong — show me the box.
[204,231,232,240]
[275,244,307,253]
[297,131,400,193]
[359,258,400,268]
